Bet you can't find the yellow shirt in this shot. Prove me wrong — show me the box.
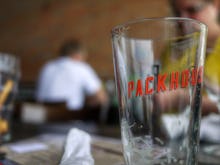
[204,37,220,85]
[161,32,199,75]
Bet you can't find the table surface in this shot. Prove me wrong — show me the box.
[0,120,219,165]
[1,133,124,165]
[1,133,220,165]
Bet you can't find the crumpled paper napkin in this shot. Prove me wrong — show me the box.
[60,128,94,165]
[200,114,220,143]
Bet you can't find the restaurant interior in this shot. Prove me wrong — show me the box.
[0,0,219,165]
[0,0,169,137]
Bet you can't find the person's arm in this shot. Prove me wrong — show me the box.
[202,78,220,115]
[201,96,219,116]
[86,87,108,107]
[154,89,189,113]
[155,88,219,115]
[82,64,108,108]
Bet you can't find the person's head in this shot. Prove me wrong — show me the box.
[170,0,219,27]
[59,39,87,61]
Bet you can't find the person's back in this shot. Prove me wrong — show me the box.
[36,39,107,110]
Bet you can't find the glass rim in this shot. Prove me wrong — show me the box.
[111,17,208,36]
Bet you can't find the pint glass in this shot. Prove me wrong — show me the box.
[0,53,20,142]
[111,18,207,165]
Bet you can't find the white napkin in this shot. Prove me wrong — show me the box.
[200,114,220,143]
[161,108,190,139]
[60,128,94,165]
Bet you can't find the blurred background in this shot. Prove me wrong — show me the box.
[0,1,219,165]
[0,0,170,138]
[0,0,170,82]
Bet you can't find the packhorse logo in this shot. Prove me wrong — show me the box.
[128,66,203,98]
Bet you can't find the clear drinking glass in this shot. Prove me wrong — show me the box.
[0,53,20,143]
[111,18,207,165]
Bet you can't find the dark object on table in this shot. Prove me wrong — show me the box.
[0,158,20,165]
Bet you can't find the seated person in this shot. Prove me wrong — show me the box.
[36,39,108,111]
[164,0,220,143]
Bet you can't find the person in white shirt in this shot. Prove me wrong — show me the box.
[36,39,108,111]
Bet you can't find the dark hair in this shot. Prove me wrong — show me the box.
[59,39,83,56]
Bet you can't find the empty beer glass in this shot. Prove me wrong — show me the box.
[111,18,207,165]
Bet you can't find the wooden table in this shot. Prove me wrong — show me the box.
[1,134,124,165]
[1,133,220,165]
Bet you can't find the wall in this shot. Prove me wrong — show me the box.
[0,0,169,82]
